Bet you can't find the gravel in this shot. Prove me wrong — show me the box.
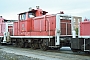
[0,50,42,60]
[0,45,90,60]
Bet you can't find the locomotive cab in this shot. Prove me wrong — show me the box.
[17,6,48,35]
[18,6,48,21]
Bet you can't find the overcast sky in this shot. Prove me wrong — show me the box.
[0,0,90,20]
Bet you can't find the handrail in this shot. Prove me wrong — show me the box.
[84,39,90,51]
[46,19,50,42]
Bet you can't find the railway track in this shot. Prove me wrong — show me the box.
[0,44,90,56]
[0,46,89,60]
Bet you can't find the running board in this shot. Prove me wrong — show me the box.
[10,36,53,38]
[49,46,60,48]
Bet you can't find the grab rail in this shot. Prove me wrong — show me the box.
[46,19,50,42]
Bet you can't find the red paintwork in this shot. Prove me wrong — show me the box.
[25,32,31,36]
[0,17,4,23]
[35,9,43,16]
[1,23,6,35]
[45,15,56,31]
[80,21,90,36]
[0,24,3,36]
[29,15,56,36]
[17,15,71,36]
[0,23,6,36]
[0,17,4,36]
[14,22,18,36]
[14,15,71,36]
[33,16,46,31]
[8,26,13,36]
[20,32,25,36]
[19,19,32,32]
[30,31,55,36]
[0,24,1,34]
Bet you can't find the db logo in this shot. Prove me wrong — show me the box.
[22,24,25,31]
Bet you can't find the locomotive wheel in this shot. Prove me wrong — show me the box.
[12,42,17,47]
[18,42,24,48]
[40,43,48,51]
[18,39,24,48]
[24,42,28,48]
[31,43,37,50]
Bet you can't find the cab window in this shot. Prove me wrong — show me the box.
[28,12,35,18]
[19,13,26,20]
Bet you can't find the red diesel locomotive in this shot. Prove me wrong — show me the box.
[0,6,90,53]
